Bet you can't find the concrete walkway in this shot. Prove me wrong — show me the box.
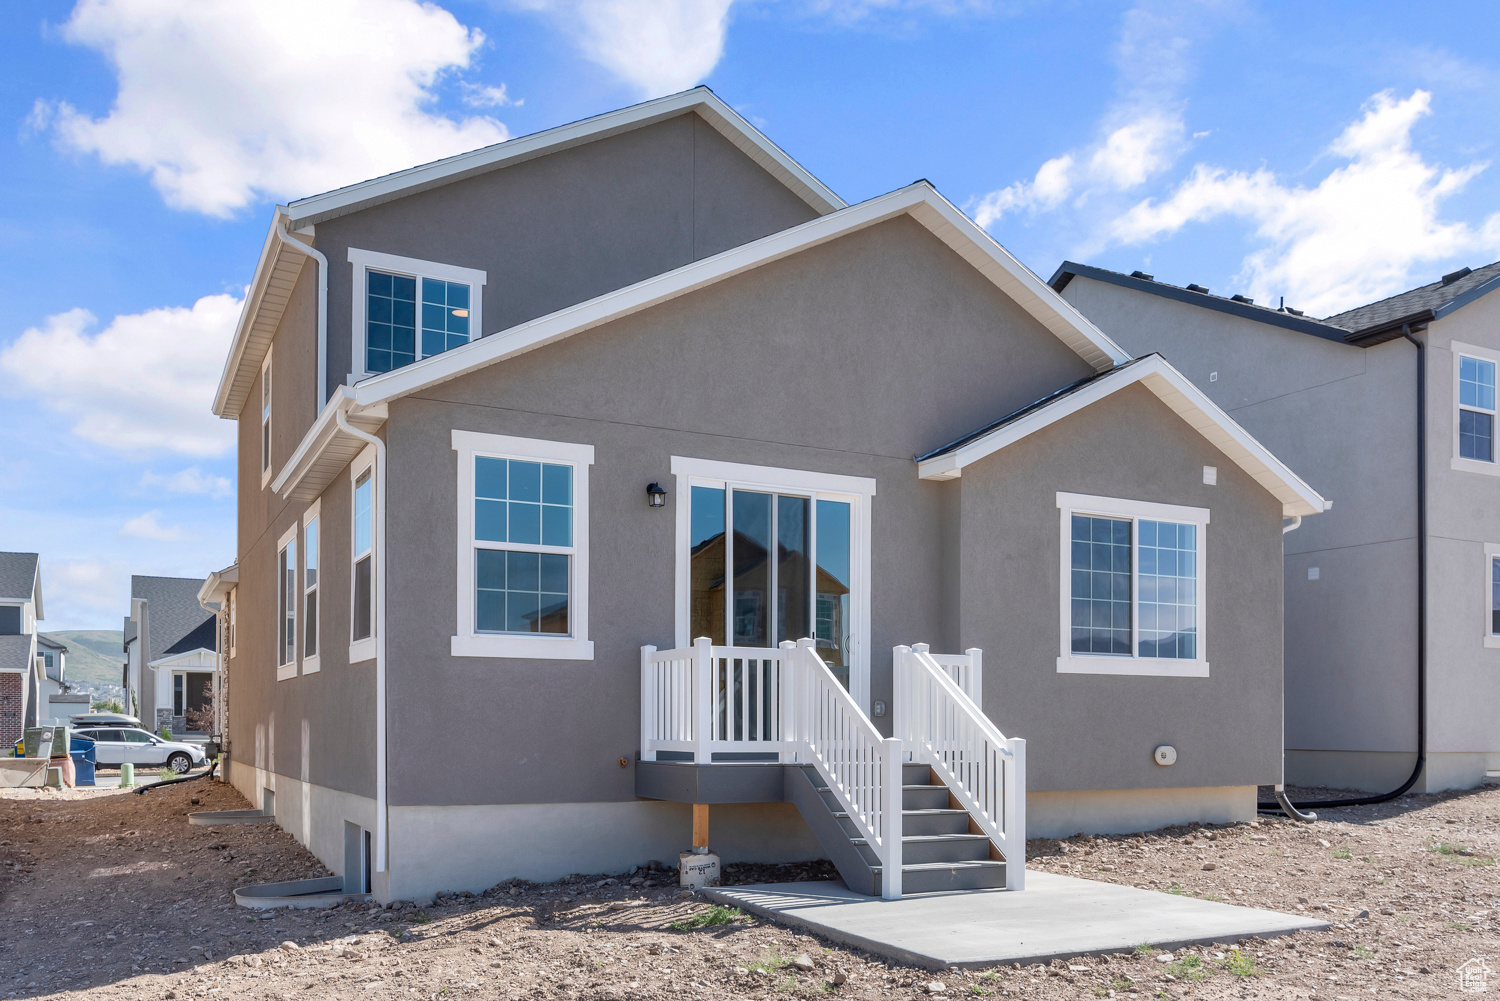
[704,872,1329,969]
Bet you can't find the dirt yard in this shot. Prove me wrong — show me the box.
[0,776,1495,1000]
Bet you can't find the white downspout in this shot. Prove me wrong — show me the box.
[273,219,329,412]
[1282,515,1302,534]
[336,407,388,876]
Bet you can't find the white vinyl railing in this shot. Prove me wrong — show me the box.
[641,636,903,898]
[894,644,1025,890]
[924,646,983,706]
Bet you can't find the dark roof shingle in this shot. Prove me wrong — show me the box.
[1321,261,1500,333]
[131,575,216,662]
[0,553,38,602]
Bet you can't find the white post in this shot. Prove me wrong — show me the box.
[779,640,798,759]
[1006,737,1026,891]
[693,637,713,763]
[881,735,903,900]
[966,648,983,709]
[640,645,655,764]
[891,646,911,751]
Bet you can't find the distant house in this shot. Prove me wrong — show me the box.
[35,634,88,723]
[0,552,43,745]
[124,576,219,735]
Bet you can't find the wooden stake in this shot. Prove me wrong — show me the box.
[692,803,710,849]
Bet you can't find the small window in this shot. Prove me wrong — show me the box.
[228,589,237,657]
[260,351,273,483]
[304,511,320,664]
[1485,544,1500,649]
[277,527,297,678]
[173,674,185,716]
[0,606,19,635]
[1459,355,1496,462]
[352,464,374,648]
[1491,555,1500,635]
[1058,493,1209,677]
[452,430,593,659]
[349,249,485,380]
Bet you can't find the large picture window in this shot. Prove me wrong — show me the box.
[452,430,593,660]
[1057,492,1209,677]
[348,248,486,381]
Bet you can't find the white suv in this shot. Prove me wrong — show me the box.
[74,727,207,774]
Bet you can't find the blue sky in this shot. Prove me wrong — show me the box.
[2,0,1498,628]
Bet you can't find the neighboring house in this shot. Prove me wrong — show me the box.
[211,88,1324,902]
[1051,261,1500,794]
[35,634,88,723]
[198,564,237,739]
[124,576,219,736]
[0,552,43,745]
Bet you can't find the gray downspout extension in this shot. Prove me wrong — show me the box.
[1262,324,1427,817]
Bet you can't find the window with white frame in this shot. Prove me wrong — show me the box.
[1484,543,1500,650]
[277,525,298,679]
[348,249,486,380]
[451,430,593,659]
[351,454,375,658]
[228,589,236,657]
[1457,350,1497,465]
[1057,492,1209,678]
[260,351,273,484]
[303,503,320,670]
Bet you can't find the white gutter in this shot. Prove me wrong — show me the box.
[1282,515,1302,534]
[335,408,388,876]
[273,222,329,413]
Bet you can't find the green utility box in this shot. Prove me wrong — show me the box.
[22,726,69,759]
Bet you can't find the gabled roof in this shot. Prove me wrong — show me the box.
[915,354,1330,518]
[162,616,217,658]
[273,183,1131,502]
[36,634,66,653]
[1323,260,1500,337]
[1050,262,1352,343]
[212,88,844,422]
[0,635,31,674]
[197,563,239,607]
[132,575,216,663]
[0,552,40,613]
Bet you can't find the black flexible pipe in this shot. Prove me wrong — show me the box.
[1261,325,1427,814]
[133,758,218,794]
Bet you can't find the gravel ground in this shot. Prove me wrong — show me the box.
[1,777,1496,1000]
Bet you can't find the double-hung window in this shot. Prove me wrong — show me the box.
[303,502,321,672]
[260,351,273,486]
[1057,492,1209,677]
[350,448,376,663]
[1455,344,1500,472]
[452,430,593,660]
[348,249,486,380]
[1484,543,1500,650]
[277,524,298,680]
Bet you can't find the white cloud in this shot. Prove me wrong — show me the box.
[1089,112,1183,190]
[513,0,735,97]
[121,511,182,541]
[974,155,1074,229]
[41,559,126,620]
[42,0,511,217]
[140,468,233,500]
[462,82,522,108]
[0,293,241,457]
[1107,90,1500,316]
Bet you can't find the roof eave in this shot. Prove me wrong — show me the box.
[270,389,389,502]
[212,208,309,419]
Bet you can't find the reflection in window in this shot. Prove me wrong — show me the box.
[473,456,575,635]
[367,269,473,375]
[815,500,851,688]
[1137,520,1197,659]
[1460,355,1496,462]
[689,486,727,645]
[1070,515,1131,655]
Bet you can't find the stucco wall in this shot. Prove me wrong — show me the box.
[956,383,1287,792]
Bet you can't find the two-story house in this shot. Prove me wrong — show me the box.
[124,575,220,736]
[212,88,1325,902]
[0,552,44,745]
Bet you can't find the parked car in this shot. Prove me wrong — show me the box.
[68,712,142,729]
[70,727,205,773]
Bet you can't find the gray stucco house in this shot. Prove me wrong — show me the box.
[0,552,44,745]
[1052,260,1500,795]
[211,88,1325,902]
[124,575,219,736]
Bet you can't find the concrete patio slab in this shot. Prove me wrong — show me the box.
[704,871,1329,969]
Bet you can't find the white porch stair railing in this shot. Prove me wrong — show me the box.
[894,643,1026,890]
[641,637,903,899]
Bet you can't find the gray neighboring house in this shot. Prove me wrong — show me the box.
[1052,260,1500,794]
[36,634,88,723]
[0,552,44,745]
[124,576,219,735]
[210,88,1325,902]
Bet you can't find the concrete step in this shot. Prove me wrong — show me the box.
[876,860,1009,895]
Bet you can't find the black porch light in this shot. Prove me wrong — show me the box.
[646,482,668,508]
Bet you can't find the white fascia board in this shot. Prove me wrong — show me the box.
[212,208,286,418]
[271,388,389,501]
[351,184,1129,408]
[918,355,1329,518]
[287,88,844,227]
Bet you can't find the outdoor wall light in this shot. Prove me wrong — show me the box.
[646,482,668,508]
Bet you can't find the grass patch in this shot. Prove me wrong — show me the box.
[412,910,431,924]
[1165,883,1186,895]
[966,986,992,996]
[669,904,745,931]
[1164,956,1207,982]
[1447,921,1471,931]
[1091,978,1133,997]
[1332,846,1352,860]
[748,948,793,975]
[1198,893,1225,902]
[1429,842,1496,866]
[1220,948,1261,978]
[1353,944,1376,959]
[1133,943,1154,956]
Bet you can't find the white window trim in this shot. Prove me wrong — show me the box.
[348,248,487,384]
[302,499,322,674]
[349,444,378,665]
[670,455,876,711]
[260,349,275,488]
[1484,542,1500,650]
[277,522,299,681]
[451,430,594,660]
[1056,491,1210,678]
[1451,340,1500,476]
[227,588,236,658]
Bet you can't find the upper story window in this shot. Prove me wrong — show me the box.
[350,445,377,664]
[260,351,273,486]
[1057,492,1210,678]
[303,501,321,672]
[452,430,594,660]
[348,248,486,381]
[277,524,298,681]
[1453,343,1500,475]
[0,605,19,635]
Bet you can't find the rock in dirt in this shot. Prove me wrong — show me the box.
[793,953,815,971]
[924,981,947,994]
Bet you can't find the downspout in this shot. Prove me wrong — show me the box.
[273,220,329,411]
[1261,323,1427,816]
[196,591,225,750]
[336,407,388,875]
